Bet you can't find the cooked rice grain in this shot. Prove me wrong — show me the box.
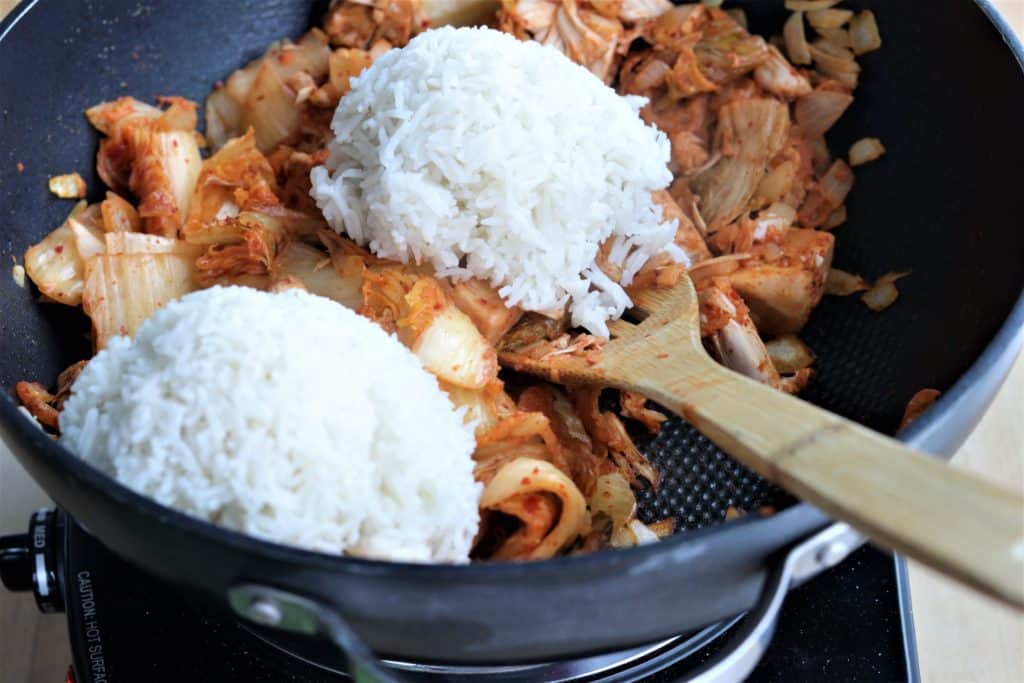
[60,286,481,563]
[311,27,680,336]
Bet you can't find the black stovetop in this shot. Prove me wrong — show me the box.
[58,514,916,682]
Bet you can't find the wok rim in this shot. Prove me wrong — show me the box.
[0,0,1021,584]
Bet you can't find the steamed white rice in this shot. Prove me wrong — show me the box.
[59,286,481,563]
[310,26,682,336]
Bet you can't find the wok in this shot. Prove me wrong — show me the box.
[1,0,1022,674]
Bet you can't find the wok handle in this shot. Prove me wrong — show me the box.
[229,584,400,682]
[689,523,864,683]
[635,362,1024,609]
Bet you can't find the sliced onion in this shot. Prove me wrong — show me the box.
[783,11,811,65]
[823,204,847,230]
[861,271,910,312]
[806,8,852,29]
[48,173,86,199]
[819,159,855,207]
[794,87,853,137]
[824,268,869,295]
[811,36,854,60]
[849,137,886,166]
[753,159,798,208]
[12,263,25,288]
[765,334,815,374]
[850,9,882,56]
[785,0,839,10]
[815,26,850,48]
[861,281,898,311]
[809,42,860,89]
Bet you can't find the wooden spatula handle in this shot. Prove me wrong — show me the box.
[631,363,1024,608]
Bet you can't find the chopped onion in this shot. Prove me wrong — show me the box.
[807,8,852,29]
[812,36,855,60]
[864,282,897,311]
[794,87,853,137]
[809,39,860,89]
[815,26,851,48]
[861,271,910,312]
[48,173,86,199]
[766,334,815,374]
[823,204,847,230]
[849,137,886,166]
[824,268,869,295]
[783,11,811,65]
[12,263,25,288]
[753,159,798,208]
[785,0,839,10]
[850,9,881,56]
[819,159,855,207]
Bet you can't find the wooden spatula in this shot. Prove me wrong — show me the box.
[499,276,1024,609]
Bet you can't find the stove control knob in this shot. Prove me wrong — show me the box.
[0,533,33,591]
[0,509,63,613]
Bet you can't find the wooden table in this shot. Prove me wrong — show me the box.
[1,1,1023,681]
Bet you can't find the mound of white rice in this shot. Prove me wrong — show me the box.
[59,287,481,563]
[310,26,682,336]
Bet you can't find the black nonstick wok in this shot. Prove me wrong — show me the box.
[1,0,1023,674]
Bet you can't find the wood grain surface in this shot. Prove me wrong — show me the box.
[1,0,1022,681]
